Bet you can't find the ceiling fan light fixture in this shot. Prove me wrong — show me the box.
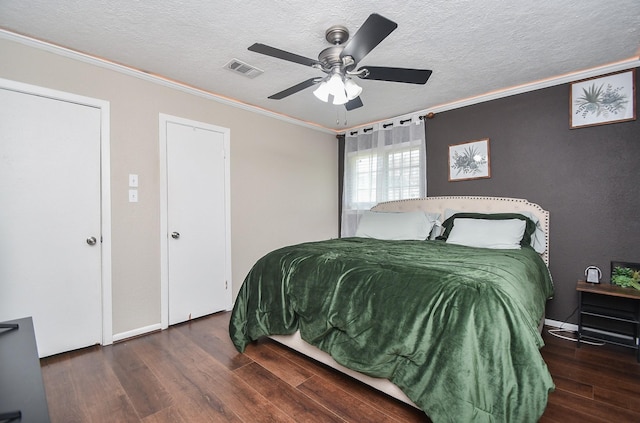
[327,73,349,105]
[344,78,362,100]
[314,73,351,105]
[313,81,331,102]
[326,73,344,93]
[332,86,348,105]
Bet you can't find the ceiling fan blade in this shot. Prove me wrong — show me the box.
[340,14,397,64]
[359,66,432,84]
[249,43,321,68]
[345,96,363,111]
[268,78,320,100]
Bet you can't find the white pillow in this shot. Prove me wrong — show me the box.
[355,211,434,241]
[444,209,546,253]
[445,218,526,249]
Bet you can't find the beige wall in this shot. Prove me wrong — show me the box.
[0,37,338,336]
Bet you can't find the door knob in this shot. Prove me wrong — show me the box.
[171,232,180,239]
[86,236,97,245]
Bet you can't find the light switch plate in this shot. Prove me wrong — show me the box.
[129,189,138,203]
[129,174,139,187]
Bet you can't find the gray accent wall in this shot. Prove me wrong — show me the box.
[425,68,640,324]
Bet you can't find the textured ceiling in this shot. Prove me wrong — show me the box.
[1,0,638,131]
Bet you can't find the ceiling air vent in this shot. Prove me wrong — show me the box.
[224,59,264,79]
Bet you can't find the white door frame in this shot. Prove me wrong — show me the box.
[0,77,113,347]
[159,113,232,330]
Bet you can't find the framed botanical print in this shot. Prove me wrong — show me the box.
[570,69,636,129]
[448,138,491,182]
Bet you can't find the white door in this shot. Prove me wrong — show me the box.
[0,84,105,357]
[161,116,231,326]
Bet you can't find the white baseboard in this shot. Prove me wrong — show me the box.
[112,323,162,343]
[544,318,578,332]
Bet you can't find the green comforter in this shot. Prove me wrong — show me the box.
[229,238,554,422]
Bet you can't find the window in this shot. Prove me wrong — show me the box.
[347,145,422,208]
[387,147,422,200]
[341,120,426,237]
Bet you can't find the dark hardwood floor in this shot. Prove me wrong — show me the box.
[40,312,640,422]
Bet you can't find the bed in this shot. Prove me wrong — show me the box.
[229,196,554,422]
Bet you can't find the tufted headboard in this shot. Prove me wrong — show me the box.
[371,196,550,265]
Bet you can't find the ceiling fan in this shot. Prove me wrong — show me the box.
[248,13,432,111]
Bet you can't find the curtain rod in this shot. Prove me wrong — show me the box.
[348,113,435,135]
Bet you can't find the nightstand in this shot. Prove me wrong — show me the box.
[576,280,640,361]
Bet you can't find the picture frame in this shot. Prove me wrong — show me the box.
[448,138,491,182]
[610,261,640,289]
[570,69,636,129]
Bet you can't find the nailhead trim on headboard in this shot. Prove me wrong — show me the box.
[371,196,550,265]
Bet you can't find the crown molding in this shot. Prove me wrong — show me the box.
[0,29,336,134]
[341,57,640,134]
[3,29,637,137]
